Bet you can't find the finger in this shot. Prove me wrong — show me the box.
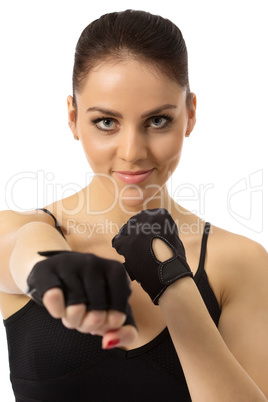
[77,310,126,336]
[102,324,138,350]
[61,304,86,329]
[77,310,107,334]
[106,309,126,329]
[43,287,65,318]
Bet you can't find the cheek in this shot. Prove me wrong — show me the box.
[154,133,184,162]
[77,121,115,167]
[84,140,114,168]
[80,136,112,168]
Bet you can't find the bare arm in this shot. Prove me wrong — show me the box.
[10,222,71,293]
[158,240,268,401]
[0,210,70,294]
[0,210,137,348]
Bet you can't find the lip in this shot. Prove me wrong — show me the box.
[114,168,154,184]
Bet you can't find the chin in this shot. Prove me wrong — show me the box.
[119,188,163,213]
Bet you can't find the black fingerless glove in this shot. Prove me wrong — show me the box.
[112,208,193,305]
[26,250,136,328]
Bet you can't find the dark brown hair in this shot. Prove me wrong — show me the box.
[72,10,192,110]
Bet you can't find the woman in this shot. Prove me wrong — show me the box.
[0,9,267,402]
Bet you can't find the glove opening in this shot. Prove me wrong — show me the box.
[151,237,175,262]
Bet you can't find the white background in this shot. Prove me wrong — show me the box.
[0,0,267,399]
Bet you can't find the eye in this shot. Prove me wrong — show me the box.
[147,114,173,129]
[92,117,118,132]
[151,117,166,128]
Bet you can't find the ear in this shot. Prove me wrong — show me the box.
[67,95,79,140]
[185,93,197,137]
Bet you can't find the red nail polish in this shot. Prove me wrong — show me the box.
[105,339,120,349]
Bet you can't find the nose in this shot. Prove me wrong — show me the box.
[117,127,148,163]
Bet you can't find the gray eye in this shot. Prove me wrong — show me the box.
[152,117,165,127]
[94,118,118,131]
[149,116,172,129]
[101,119,114,128]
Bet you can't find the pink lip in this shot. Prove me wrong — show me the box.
[114,169,154,184]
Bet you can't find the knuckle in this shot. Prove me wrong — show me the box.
[61,317,75,329]
[76,326,90,334]
[43,287,63,302]
[87,311,106,328]
[107,311,126,328]
[66,304,85,318]
[49,307,65,319]
[77,311,106,334]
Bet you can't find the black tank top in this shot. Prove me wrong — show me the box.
[3,209,221,402]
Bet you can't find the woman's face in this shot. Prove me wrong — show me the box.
[68,59,196,211]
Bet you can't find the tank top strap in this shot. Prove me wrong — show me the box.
[194,222,211,282]
[36,208,66,240]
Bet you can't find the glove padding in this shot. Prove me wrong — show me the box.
[26,250,136,328]
[112,208,193,304]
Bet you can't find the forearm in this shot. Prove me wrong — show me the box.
[159,278,267,402]
[10,222,71,293]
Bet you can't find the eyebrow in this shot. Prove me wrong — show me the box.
[86,104,177,119]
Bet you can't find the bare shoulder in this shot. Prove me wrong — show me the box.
[43,191,85,231]
[0,208,56,235]
[0,187,82,236]
[206,224,268,306]
[208,224,267,266]
[208,226,268,394]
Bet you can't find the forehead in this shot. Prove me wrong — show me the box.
[77,59,186,111]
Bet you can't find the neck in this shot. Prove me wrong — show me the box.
[81,175,176,229]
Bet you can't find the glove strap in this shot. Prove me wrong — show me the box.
[159,257,193,285]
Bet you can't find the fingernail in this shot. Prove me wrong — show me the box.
[105,339,120,349]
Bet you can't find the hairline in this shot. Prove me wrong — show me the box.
[73,53,191,109]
